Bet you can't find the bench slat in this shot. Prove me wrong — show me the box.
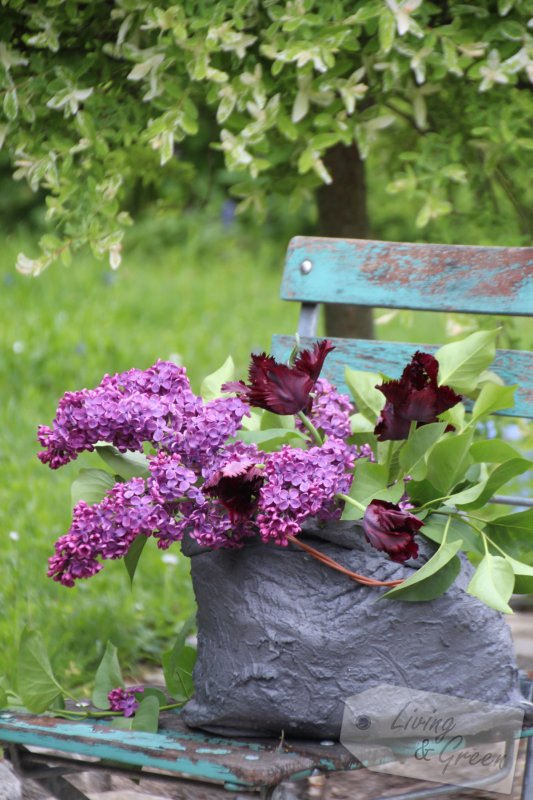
[0,711,357,789]
[283,237,533,315]
[271,336,533,419]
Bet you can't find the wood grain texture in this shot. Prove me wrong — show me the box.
[282,236,533,315]
[0,711,357,789]
[271,336,533,419]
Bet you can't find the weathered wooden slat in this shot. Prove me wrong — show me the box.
[283,237,533,315]
[271,336,533,419]
[0,711,357,789]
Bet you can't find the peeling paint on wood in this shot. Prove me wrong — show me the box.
[283,236,533,316]
[271,336,533,419]
[0,711,358,789]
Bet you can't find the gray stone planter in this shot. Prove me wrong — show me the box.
[182,520,524,739]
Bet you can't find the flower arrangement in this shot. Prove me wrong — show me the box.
[38,329,533,613]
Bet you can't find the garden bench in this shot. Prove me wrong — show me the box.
[1,235,533,800]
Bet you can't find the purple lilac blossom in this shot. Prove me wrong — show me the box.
[174,397,250,469]
[37,361,249,472]
[256,438,356,545]
[148,452,201,504]
[47,478,181,586]
[175,501,256,550]
[38,361,195,468]
[107,686,144,717]
[302,378,353,439]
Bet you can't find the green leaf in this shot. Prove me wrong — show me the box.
[124,535,149,586]
[498,0,514,14]
[71,468,115,507]
[132,695,160,733]
[425,429,473,494]
[342,462,404,521]
[92,642,123,709]
[383,535,463,601]
[458,458,531,510]
[435,330,498,394]
[485,509,533,562]
[513,575,533,594]
[443,480,488,507]
[398,422,447,481]
[201,356,235,401]
[18,629,65,713]
[506,543,533,593]
[470,439,523,463]
[96,445,149,479]
[240,408,262,431]
[346,2,382,24]
[379,8,396,54]
[471,382,516,420]
[467,554,514,614]
[350,413,375,434]
[406,477,441,507]
[140,687,167,705]
[260,411,294,430]
[236,427,306,451]
[162,616,196,701]
[344,367,384,422]
[3,88,18,121]
[421,514,483,554]
[439,402,465,432]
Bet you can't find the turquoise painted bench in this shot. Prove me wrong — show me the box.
[272,236,533,508]
[1,235,533,800]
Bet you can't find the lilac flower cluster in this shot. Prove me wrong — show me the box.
[38,361,248,471]
[257,438,356,545]
[305,378,354,439]
[47,478,181,586]
[107,686,143,717]
[155,442,264,551]
[42,354,380,586]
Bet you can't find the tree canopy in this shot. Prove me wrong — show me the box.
[1,1,533,275]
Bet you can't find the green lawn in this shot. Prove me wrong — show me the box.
[1,212,531,690]
[0,214,300,687]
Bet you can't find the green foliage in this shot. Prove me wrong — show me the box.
[342,461,405,521]
[9,633,187,731]
[71,468,116,507]
[200,356,235,401]
[18,628,66,712]
[467,554,515,614]
[162,616,196,702]
[383,532,463,602]
[1,2,533,271]
[341,329,533,608]
[92,641,124,709]
[96,446,150,480]
[434,330,498,394]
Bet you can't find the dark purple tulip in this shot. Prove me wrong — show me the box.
[374,352,461,441]
[204,460,264,523]
[223,340,335,415]
[363,500,423,563]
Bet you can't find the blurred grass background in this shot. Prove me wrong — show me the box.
[1,180,532,693]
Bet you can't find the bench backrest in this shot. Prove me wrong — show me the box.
[272,236,533,420]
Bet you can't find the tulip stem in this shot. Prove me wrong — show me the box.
[384,440,395,481]
[297,412,323,446]
[336,492,366,513]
